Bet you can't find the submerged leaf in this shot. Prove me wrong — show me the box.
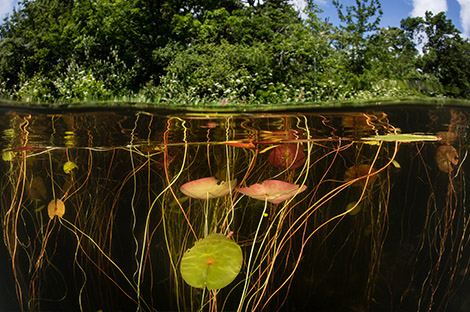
[63,161,78,174]
[2,151,17,162]
[344,164,377,187]
[436,145,459,173]
[238,180,307,204]
[268,144,306,170]
[180,233,242,290]
[345,201,361,215]
[48,199,65,219]
[180,177,237,199]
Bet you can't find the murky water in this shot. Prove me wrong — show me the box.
[0,103,469,311]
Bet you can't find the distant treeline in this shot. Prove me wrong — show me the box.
[0,0,469,105]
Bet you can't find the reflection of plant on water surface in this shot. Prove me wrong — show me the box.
[0,108,469,311]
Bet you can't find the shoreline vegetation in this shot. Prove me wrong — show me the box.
[0,0,469,107]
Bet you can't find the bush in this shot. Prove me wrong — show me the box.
[54,61,111,101]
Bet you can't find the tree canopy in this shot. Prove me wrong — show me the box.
[0,0,469,105]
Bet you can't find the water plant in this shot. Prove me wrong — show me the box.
[435,144,459,173]
[47,198,65,219]
[180,233,242,290]
[0,109,468,312]
[238,180,307,204]
[267,144,306,170]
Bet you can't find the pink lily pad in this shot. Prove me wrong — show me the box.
[268,144,306,170]
[180,177,237,199]
[238,180,307,204]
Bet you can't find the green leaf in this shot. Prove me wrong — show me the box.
[362,133,439,143]
[63,161,78,174]
[180,233,243,290]
[2,151,16,162]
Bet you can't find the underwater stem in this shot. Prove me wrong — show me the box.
[237,198,268,312]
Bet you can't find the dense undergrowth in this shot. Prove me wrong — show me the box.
[0,0,469,106]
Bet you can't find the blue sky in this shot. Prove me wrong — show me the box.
[295,0,470,38]
[1,0,469,38]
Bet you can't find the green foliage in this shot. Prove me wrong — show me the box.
[332,0,383,74]
[54,61,111,101]
[15,73,55,102]
[180,233,243,290]
[401,11,470,98]
[0,0,468,105]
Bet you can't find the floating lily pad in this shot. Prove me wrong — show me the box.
[180,233,242,290]
[362,133,439,143]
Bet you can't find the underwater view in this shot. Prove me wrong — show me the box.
[0,102,469,311]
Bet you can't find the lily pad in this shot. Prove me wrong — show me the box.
[345,201,361,215]
[362,133,439,143]
[63,161,78,174]
[180,177,237,199]
[2,151,16,162]
[48,199,65,219]
[238,180,307,204]
[180,233,242,290]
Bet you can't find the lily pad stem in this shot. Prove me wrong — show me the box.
[237,197,268,312]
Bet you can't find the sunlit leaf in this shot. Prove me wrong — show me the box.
[362,133,439,143]
[48,199,65,219]
[180,233,242,290]
[2,151,16,162]
[63,161,78,174]
[238,180,307,204]
[180,177,236,199]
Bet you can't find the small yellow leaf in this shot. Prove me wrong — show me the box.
[63,161,78,174]
[392,159,401,169]
[2,151,16,162]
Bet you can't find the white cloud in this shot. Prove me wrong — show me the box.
[457,0,470,38]
[291,0,307,12]
[290,0,328,12]
[411,0,447,17]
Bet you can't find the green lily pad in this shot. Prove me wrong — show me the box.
[63,161,78,174]
[2,151,16,162]
[345,201,361,215]
[180,233,243,290]
[362,133,439,143]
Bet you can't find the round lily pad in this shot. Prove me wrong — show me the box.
[180,233,242,290]
[63,161,78,174]
[345,201,361,215]
[48,198,65,219]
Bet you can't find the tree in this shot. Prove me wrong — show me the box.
[332,0,383,74]
[401,11,470,98]
[364,27,414,79]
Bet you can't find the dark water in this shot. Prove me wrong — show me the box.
[0,103,469,311]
